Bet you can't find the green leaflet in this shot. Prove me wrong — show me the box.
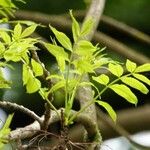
[50,25,72,51]
[121,76,149,94]
[92,74,109,85]
[75,40,97,56]
[31,59,43,77]
[13,23,22,40]
[108,63,123,77]
[44,43,69,71]
[135,63,150,73]
[70,10,80,42]
[109,84,138,104]
[0,70,11,88]
[133,73,150,86]
[0,31,11,44]
[81,17,94,36]
[23,64,41,93]
[26,75,41,93]
[126,59,137,72]
[49,80,65,94]
[0,113,13,148]
[0,42,5,58]
[96,100,116,122]
[21,24,37,38]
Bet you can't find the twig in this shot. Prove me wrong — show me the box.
[0,101,42,125]
[94,31,150,64]
[31,50,53,130]
[102,15,150,45]
[83,0,106,40]
[76,0,106,149]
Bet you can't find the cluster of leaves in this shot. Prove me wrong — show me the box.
[0,0,25,21]
[0,1,150,148]
[0,114,13,148]
[43,11,150,124]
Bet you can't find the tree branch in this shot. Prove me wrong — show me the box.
[0,101,42,125]
[14,10,150,64]
[94,31,150,64]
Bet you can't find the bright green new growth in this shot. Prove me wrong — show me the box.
[0,114,13,148]
[43,11,150,125]
[1,2,150,147]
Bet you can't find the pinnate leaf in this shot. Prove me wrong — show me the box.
[109,84,137,104]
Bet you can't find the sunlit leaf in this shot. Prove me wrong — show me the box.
[21,24,37,38]
[108,63,123,77]
[31,59,43,77]
[44,43,68,71]
[26,76,41,93]
[0,42,5,57]
[81,18,94,36]
[0,113,13,147]
[135,63,150,73]
[92,74,109,85]
[0,31,11,44]
[96,100,116,122]
[126,59,136,72]
[73,59,94,74]
[69,10,80,42]
[133,73,150,86]
[50,25,72,51]
[13,23,22,39]
[109,84,138,104]
[75,40,96,56]
[121,76,149,94]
